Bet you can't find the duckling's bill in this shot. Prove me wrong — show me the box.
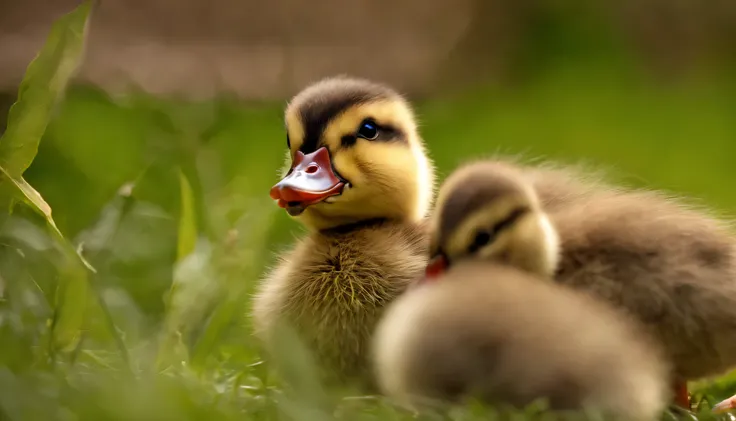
[269,147,347,215]
[423,253,449,282]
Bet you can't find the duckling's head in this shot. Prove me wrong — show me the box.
[269,76,435,231]
[426,161,560,280]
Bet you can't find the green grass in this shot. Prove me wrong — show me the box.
[3,3,736,420]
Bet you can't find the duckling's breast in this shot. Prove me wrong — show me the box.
[254,221,429,388]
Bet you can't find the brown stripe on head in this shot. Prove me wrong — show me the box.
[286,77,403,153]
[434,161,537,250]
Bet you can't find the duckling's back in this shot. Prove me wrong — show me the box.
[546,185,736,379]
[372,260,669,421]
[483,159,736,381]
[252,219,429,389]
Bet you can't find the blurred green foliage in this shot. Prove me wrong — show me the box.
[2,1,736,420]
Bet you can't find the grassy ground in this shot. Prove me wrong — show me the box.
[0,68,733,420]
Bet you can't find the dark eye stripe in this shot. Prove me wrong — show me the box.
[492,207,529,235]
[468,231,492,254]
[341,134,357,148]
[337,121,406,148]
[298,95,380,153]
[464,207,529,255]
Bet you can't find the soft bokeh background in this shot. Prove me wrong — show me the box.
[1,0,736,419]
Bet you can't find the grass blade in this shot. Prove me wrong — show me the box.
[0,1,93,177]
[50,256,89,354]
[0,0,96,361]
[157,169,208,370]
[0,167,92,356]
[0,166,94,271]
[177,169,197,261]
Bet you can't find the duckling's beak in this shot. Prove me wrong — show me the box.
[269,147,346,216]
[423,253,449,282]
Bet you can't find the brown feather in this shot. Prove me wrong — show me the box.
[252,219,430,389]
[443,158,736,382]
[372,260,669,421]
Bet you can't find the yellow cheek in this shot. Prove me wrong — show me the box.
[332,150,365,186]
[359,142,416,175]
[446,234,468,259]
[331,142,417,188]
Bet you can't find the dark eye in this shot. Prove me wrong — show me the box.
[286,133,291,149]
[468,230,492,254]
[357,120,379,140]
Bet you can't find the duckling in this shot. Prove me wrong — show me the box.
[373,262,669,421]
[371,171,668,419]
[428,159,736,411]
[251,76,436,389]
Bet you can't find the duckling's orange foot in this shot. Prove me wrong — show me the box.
[713,394,736,414]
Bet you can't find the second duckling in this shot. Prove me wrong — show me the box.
[372,169,668,420]
[428,159,736,410]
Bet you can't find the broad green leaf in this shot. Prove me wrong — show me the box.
[177,169,197,261]
[0,1,93,177]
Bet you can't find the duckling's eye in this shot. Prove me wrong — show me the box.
[468,230,493,254]
[357,120,379,140]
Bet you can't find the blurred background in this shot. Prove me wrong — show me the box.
[1,0,736,418]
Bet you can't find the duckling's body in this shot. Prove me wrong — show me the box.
[546,180,736,381]
[376,171,667,419]
[434,159,736,408]
[252,76,435,388]
[373,260,669,421]
[254,219,428,386]
[520,162,736,382]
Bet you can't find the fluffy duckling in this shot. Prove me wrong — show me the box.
[372,170,668,420]
[428,159,736,411]
[251,76,435,389]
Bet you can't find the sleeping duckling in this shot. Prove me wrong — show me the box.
[251,76,435,389]
[372,170,668,420]
[428,159,736,411]
[424,161,560,279]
